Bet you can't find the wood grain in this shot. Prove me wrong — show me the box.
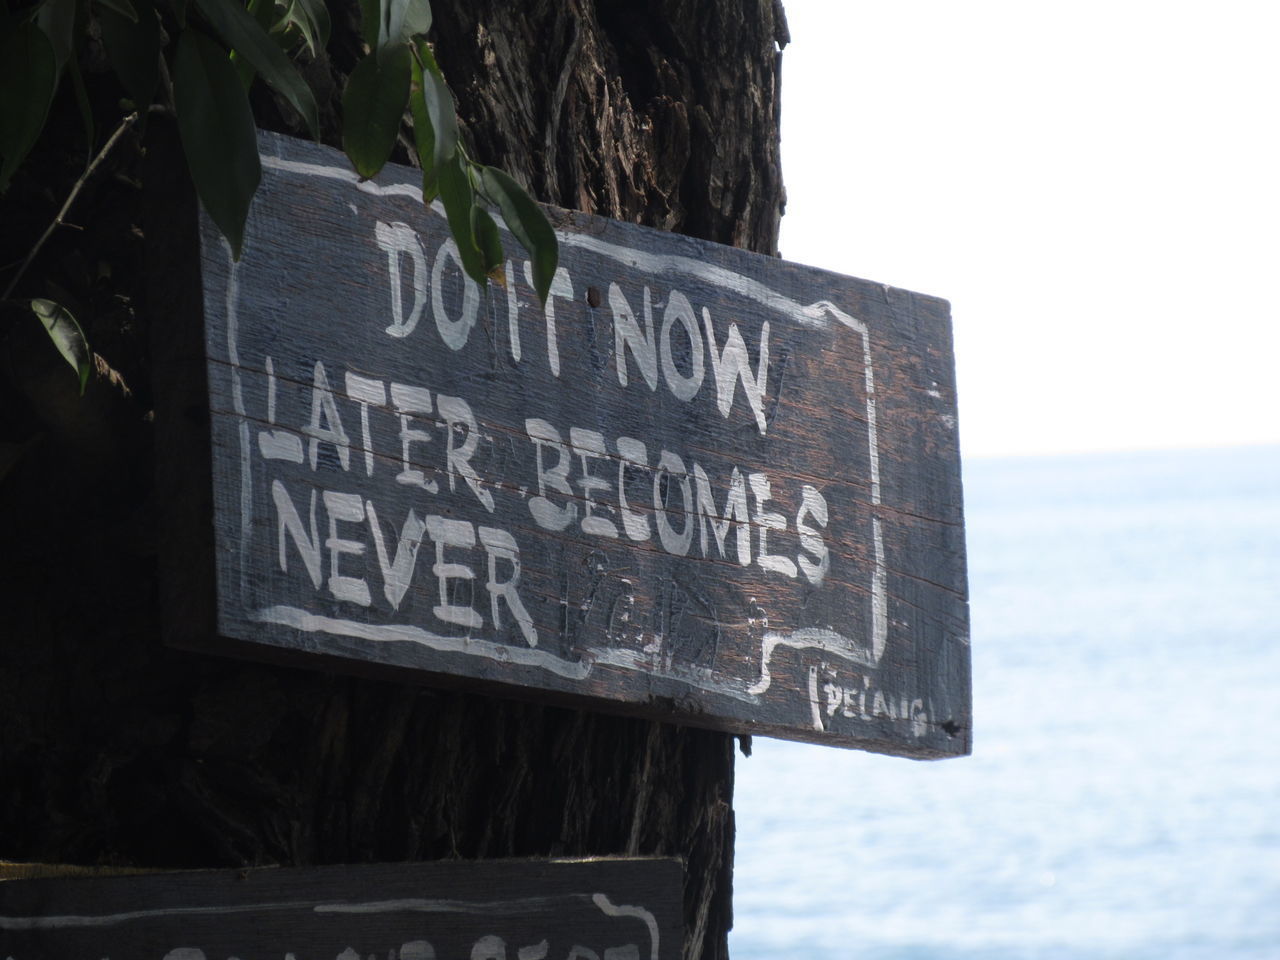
[0,858,682,959]
[162,130,970,758]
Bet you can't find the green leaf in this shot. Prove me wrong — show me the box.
[408,48,436,201]
[477,165,558,306]
[95,0,139,21]
[100,0,160,113]
[248,0,276,32]
[384,0,429,48]
[170,0,187,28]
[415,38,444,79]
[364,0,429,52]
[416,46,456,170]
[30,298,91,396]
[193,0,319,138]
[231,0,276,87]
[0,23,58,193]
[280,0,329,57]
[36,0,78,77]
[174,27,261,259]
[401,0,430,38]
[472,204,503,279]
[342,42,410,180]
[437,155,487,288]
[303,0,332,47]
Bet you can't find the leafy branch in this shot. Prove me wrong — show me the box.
[1,0,559,390]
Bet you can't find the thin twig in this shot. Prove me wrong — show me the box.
[2,111,141,302]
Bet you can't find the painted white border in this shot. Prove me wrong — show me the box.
[222,146,889,714]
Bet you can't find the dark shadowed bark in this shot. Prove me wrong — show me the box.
[0,3,786,958]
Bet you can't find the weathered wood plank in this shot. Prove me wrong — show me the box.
[164,130,970,757]
[0,858,682,959]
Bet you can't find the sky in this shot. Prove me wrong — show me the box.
[778,1,1280,459]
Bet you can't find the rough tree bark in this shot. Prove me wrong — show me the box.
[0,3,787,958]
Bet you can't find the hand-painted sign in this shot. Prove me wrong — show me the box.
[161,130,969,757]
[0,858,681,959]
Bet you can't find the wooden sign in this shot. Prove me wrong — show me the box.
[158,130,969,758]
[0,858,681,959]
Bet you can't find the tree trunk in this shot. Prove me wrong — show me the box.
[0,3,786,959]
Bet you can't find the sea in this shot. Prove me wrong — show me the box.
[729,444,1280,960]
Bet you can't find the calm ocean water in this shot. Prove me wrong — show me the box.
[730,444,1280,960]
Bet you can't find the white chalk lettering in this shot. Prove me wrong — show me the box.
[374,219,428,338]
[391,382,438,493]
[653,450,693,557]
[611,282,658,391]
[524,261,571,377]
[616,436,651,542]
[272,478,322,589]
[431,237,480,350]
[692,463,750,565]
[365,500,427,610]
[344,371,386,478]
[702,310,770,435]
[258,355,304,462]
[748,472,796,578]
[426,516,482,629]
[796,484,830,586]
[526,418,577,531]
[504,260,521,362]
[478,526,537,646]
[324,490,371,606]
[570,427,618,538]
[820,671,930,738]
[659,289,705,401]
[305,360,351,471]
[437,394,495,512]
[513,415,826,584]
